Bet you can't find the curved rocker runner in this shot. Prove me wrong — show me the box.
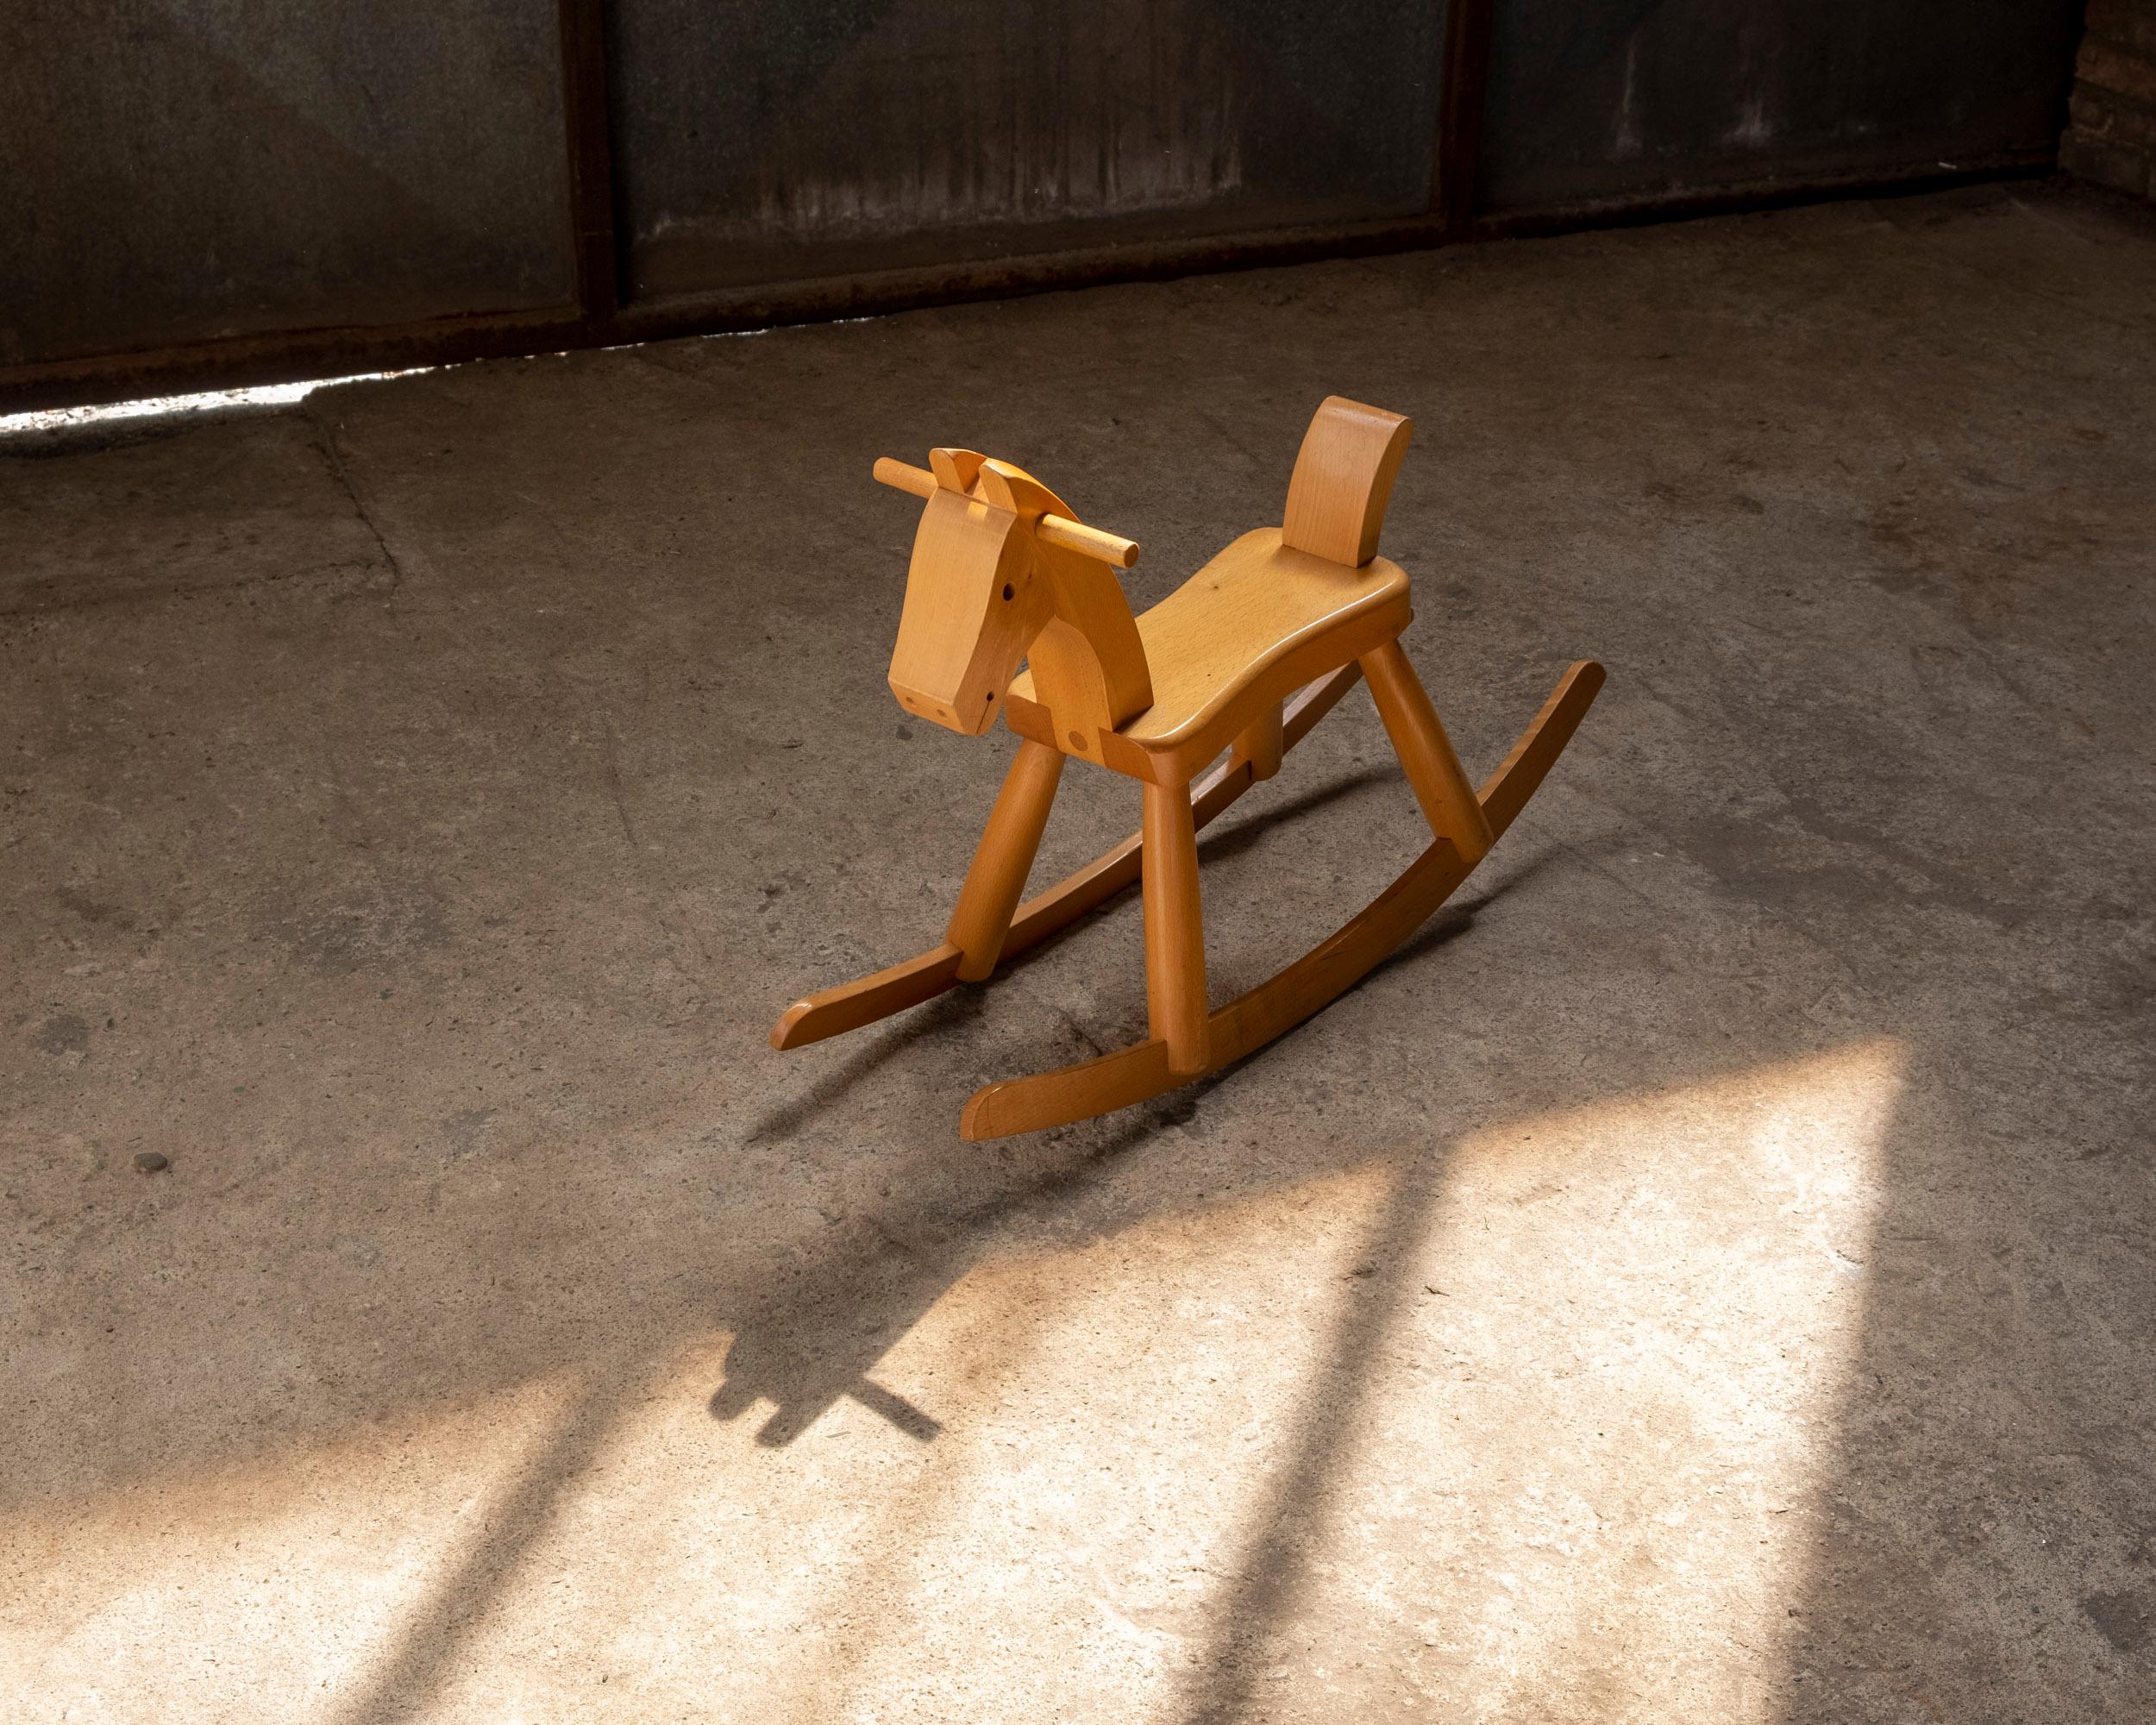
[768,398,1605,1138]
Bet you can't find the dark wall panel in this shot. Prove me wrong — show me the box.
[608,0,1450,301]
[1478,0,2083,214]
[2,0,2092,406]
[0,1,573,367]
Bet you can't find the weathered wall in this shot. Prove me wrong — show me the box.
[1479,0,2083,213]
[2061,0,2156,196]
[0,0,2097,400]
[0,0,573,368]
[606,0,1449,298]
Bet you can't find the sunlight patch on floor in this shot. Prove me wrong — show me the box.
[1297,1035,1908,1722]
[388,1042,1902,1722]
[3,1040,1902,1723]
[413,1160,1399,1723]
[2,1373,580,1723]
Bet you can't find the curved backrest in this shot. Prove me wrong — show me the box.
[1282,397,1414,568]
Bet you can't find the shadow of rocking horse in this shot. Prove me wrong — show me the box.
[770,397,1605,1138]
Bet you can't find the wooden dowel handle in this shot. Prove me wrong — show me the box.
[873,456,937,498]
[1037,514,1140,569]
[873,455,1139,568]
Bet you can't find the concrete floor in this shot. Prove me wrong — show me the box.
[3,181,2153,1723]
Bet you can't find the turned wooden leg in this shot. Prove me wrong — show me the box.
[946,739,1065,981]
[1140,778,1209,1076]
[1361,638,1494,865]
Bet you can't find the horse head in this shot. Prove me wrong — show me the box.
[881,448,1149,740]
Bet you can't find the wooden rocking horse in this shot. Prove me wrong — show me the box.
[770,397,1604,1138]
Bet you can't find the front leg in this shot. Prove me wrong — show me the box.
[767,735,1064,1050]
[946,738,1066,979]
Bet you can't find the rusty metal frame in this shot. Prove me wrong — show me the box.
[1436,0,1495,236]
[558,0,622,343]
[0,4,2062,416]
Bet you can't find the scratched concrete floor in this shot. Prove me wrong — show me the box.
[3,181,2153,1723]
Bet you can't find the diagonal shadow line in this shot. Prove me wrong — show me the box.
[1188,842,1573,1106]
[712,1095,1174,1447]
[757,823,1599,1154]
[328,1370,634,1725]
[730,832,1594,1458]
[1382,844,1567,969]
[748,767,1396,1138]
[1194,767,1395,865]
[1175,1145,1451,1725]
[743,986,990,1145]
[949,763,1397,978]
[342,1062,1182,1721]
[728,1106,1196,1719]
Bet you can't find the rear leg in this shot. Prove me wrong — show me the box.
[1360,638,1494,864]
[1140,778,1209,1076]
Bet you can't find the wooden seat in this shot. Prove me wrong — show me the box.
[1007,529,1410,775]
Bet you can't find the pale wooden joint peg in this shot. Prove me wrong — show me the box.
[1361,639,1494,865]
[1140,779,1209,1075]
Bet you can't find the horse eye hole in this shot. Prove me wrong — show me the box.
[1001,584,1015,601]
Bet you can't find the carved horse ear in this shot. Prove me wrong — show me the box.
[929,447,987,492]
[1282,397,1414,568]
